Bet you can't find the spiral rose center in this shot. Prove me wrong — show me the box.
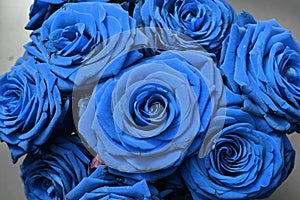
[132,87,169,127]
[284,67,300,87]
[214,136,249,176]
[1,89,21,114]
[41,179,52,190]
[31,177,58,199]
[49,23,91,56]
[179,2,204,33]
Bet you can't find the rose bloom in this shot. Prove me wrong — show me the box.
[220,20,300,133]
[0,58,67,163]
[20,135,92,200]
[25,2,147,92]
[78,50,223,181]
[133,0,236,53]
[181,107,295,199]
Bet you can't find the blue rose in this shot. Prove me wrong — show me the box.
[219,20,300,133]
[26,0,108,30]
[78,50,223,181]
[133,0,236,53]
[66,166,165,200]
[0,58,67,163]
[25,2,147,92]
[181,108,295,199]
[20,134,92,200]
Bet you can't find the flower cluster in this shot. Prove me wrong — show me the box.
[1,0,299,199]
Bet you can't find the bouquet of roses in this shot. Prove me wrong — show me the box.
[1,0,299,199]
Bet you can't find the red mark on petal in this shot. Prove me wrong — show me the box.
[90,155,104,169]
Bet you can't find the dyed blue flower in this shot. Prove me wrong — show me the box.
[78,50,223,181]
[25,2,147,92]
[181,108,295,199]
[20,135,92,200]
[0,58,67,163]
[133,0,236,53]
[220,20,300,133]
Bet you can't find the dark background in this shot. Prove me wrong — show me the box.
[0,0,299,199]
